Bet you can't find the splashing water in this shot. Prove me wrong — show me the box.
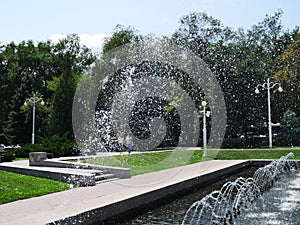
[73,37,227,159]
[181,152,299,225]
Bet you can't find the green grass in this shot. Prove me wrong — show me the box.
[14,158,29,161]
[215,149,300,160]
[1,148,299,204]
[0,170,69,205]
[83,148,300,176]
[84,150,203,176]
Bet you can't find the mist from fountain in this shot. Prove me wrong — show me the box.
[181,152,299,225]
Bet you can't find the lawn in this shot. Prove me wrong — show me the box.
[1,148,299,204]
[0,170,69,204]
[215,148,300,160]
[84,150,203,176]
[83,148,300,176]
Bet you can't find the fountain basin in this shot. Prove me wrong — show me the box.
[181,153,299,225]
[0,159,298,225]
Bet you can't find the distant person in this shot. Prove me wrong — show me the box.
[125,135,132,154]
[127,143,132,154]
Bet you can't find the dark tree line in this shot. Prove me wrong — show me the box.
[1,11,300,154]
[0,35,95,146]
[96,12,300,148]
[171,11,300,147]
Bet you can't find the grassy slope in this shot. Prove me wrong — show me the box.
[85,150,203,176]
[1,148,299,204]
[85,149,300,176]
[215,149,300,160]
[0,170,69,204]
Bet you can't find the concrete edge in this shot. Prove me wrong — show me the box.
[249,159,300,167]
[0,164,95,186]
[46,159,300,225]
[46,160,252,225]
[31,159,131,179]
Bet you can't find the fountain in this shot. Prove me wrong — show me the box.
[68,38,299,224]
[72,37,227,160]
[181,152,299,225]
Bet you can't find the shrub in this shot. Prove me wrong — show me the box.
[12,144,41,158]
[13,134,79,158]
[276,110,300,146]
[221,138,244,149]
[276,129,300,146]
[0,153,15,162]
[221,136,268,149]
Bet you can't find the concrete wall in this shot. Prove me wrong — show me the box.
[32,159,131,179]
[0,164,95,186]
[47,161,252,225]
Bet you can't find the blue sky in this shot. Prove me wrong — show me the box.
[1,0,299,51]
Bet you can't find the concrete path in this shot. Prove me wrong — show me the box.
[0,159,248,225]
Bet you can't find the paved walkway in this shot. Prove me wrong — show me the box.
[0,159,248,225]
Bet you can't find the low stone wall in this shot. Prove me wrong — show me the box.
[29,152,48,165]
[47,160,252,225]
[0,163,95,186]
[29,154,131,179]
[27,152,130,185]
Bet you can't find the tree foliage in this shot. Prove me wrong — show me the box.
[48,34,95,137]
[1,10,300,151]
[0,41,56,144]
[276,110,300,146]
[173,11,299,147]
[273,33,300,117]
[0,35,95,145]
[102,25,142,54]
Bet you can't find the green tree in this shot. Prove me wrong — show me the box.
[102,25,141,54]
[91,25,142,111]
[48,34,96,138]
[0,35,95,146]
[0,41,56,144]
[276,110,300,146]
[0,45,9,143]
[172,11,297,147]
[273,33,300,117]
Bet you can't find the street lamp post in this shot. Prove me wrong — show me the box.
[255,78,283,149]
[201,101,210,156]
[24,93,45,144]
